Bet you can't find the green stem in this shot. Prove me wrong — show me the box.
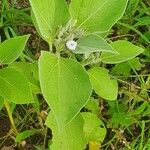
[47,38,53,52]
[4,100,18,135]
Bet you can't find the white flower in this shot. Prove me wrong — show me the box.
[66,40,77,51]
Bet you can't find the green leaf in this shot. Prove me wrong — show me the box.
[111,58,142,76]
[74,35,116,54]
[130,58,143,71]
[85,98,99,116]
[39,51,92,129]
[0,67,34,104]
[0,96,4,110]
[29,0,70,41]
[111,112,134,127]
[10,62,40,94]
[101,40,145,64]
[15,129,37,142]
[69,0,128,35]
[46,113,87,150]
[107,101,128,115]
[0,35,30,64]
[88,67,118,101]
[32,95,40,113]
[10,103,16,113]
[111,62,131,76]
[82,112,106,142]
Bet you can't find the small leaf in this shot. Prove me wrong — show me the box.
[15,129,37,142]
[111,62,131,76]
[111,112,134,127]
[69,0,128,35]
[101,40,144,64]
[88,67,118,101]
[111,58,142,76]
[74,35,116,54]
[29,0,70,41]
[82,112,106,142]
[107,101,128,116]
[0,67,34,104]
[0,35,30,64]
[85,98,99,115]
[46,113,87,150]
[39,51,92,129]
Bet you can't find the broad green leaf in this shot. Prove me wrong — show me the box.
[101,40,145,64]
[74,35,116,54]
[29,0,70,41]
[69,0,128,34]
[0,67,34,104]
[129,58,142,71]
[15,129,37,142]
[39,51,92,129]
[0,35,30,64]
[46,113,87,150]
[88,67,118,101]
[10,62,40,93]
[82,112,106,142]
[0,96,4,110]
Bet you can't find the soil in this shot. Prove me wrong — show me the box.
[0,116,13,148]
[0,115,35,150]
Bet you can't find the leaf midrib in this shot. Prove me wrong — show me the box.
[0,75,28,100]
[45,57,89,128]
[30,0,52,34]
[77,45,114,52]
[78,0,110,27]
[0,47,20,64]
[57,59,82,124]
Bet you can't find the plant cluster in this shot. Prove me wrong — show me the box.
[0,0,150,149]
